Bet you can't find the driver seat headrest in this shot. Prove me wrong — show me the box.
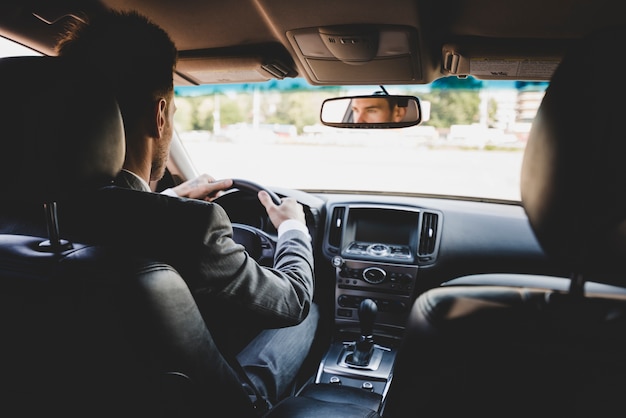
[0,56,125,204]
[521,24,626,281]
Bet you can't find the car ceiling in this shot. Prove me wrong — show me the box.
[1,0,624,86]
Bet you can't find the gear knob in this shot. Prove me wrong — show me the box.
[358,298,378,337]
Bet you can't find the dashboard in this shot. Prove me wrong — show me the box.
[215,187,568,340]
[323,203,440,334]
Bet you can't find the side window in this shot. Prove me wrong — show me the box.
[0,37,41,58]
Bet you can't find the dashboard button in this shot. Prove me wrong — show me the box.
[367,243,390,256]
[330,376,342,385]
[362,267,386,284]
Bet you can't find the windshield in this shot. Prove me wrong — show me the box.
[0,36,40,57]
[0,35,544,202]
[174,77,546,202]
[1,35,545,203]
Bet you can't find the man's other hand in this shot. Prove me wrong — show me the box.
[258,191,306,230]
[172,174,233,201]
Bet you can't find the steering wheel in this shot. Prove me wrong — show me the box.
[221,179,282,266]
[231,178,282,205]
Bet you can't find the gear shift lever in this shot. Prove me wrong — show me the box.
[347,298,378,366]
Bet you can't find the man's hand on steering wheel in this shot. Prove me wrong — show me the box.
[174,175,304,231]
[211,178,308,262]
[171,174,233,201]
[258,191,306,231]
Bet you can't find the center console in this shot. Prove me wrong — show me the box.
[315,298,397,399]
[314,203,442,412]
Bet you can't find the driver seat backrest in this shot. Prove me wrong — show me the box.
[0,56,257,417]
[384,24,626,418]
[0,237,258,417]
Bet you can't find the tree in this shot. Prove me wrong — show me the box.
[419,89,481,128]
[173,96,214,131]
[403,77,482,129]
[263,91,326,134]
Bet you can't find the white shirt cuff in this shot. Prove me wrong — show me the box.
[278,219,311,240]
[161,188,179,197]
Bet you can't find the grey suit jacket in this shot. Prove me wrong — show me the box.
[1,169,315,328]
[78,173,315,328]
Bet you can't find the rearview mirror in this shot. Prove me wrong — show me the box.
[320,95,421,128]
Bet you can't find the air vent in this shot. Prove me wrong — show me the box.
[328,206,345,248]
[418,211,439,256]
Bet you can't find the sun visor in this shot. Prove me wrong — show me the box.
[287,25,421,85]
[175,44,297,85]
[441,40,566,81]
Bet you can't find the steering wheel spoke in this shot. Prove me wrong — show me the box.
[219,178,280,264]
[232,223,276,267]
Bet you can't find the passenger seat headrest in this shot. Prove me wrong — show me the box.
[0,56,124,203]
[521,25,626,279]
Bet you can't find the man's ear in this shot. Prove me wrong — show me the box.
[393,106,407,122]
[152,98,168,137]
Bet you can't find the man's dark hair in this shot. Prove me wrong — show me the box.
[384,96,408,109]
[56,10,178,133]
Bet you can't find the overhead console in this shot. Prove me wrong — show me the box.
[324,203,442,333]
[286,24,422,85]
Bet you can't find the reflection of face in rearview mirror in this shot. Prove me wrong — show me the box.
[320,95,421,128]
[351,97,407,123]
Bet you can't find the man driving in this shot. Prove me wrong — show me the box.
[54,9,319,410]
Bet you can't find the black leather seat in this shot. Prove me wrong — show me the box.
[0,236,261,417]
[383,25,626,418]
[268,385,381,418]
[0,56,257,417]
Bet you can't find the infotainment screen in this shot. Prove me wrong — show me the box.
[338,207,420,262]
[350,207,418,246]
